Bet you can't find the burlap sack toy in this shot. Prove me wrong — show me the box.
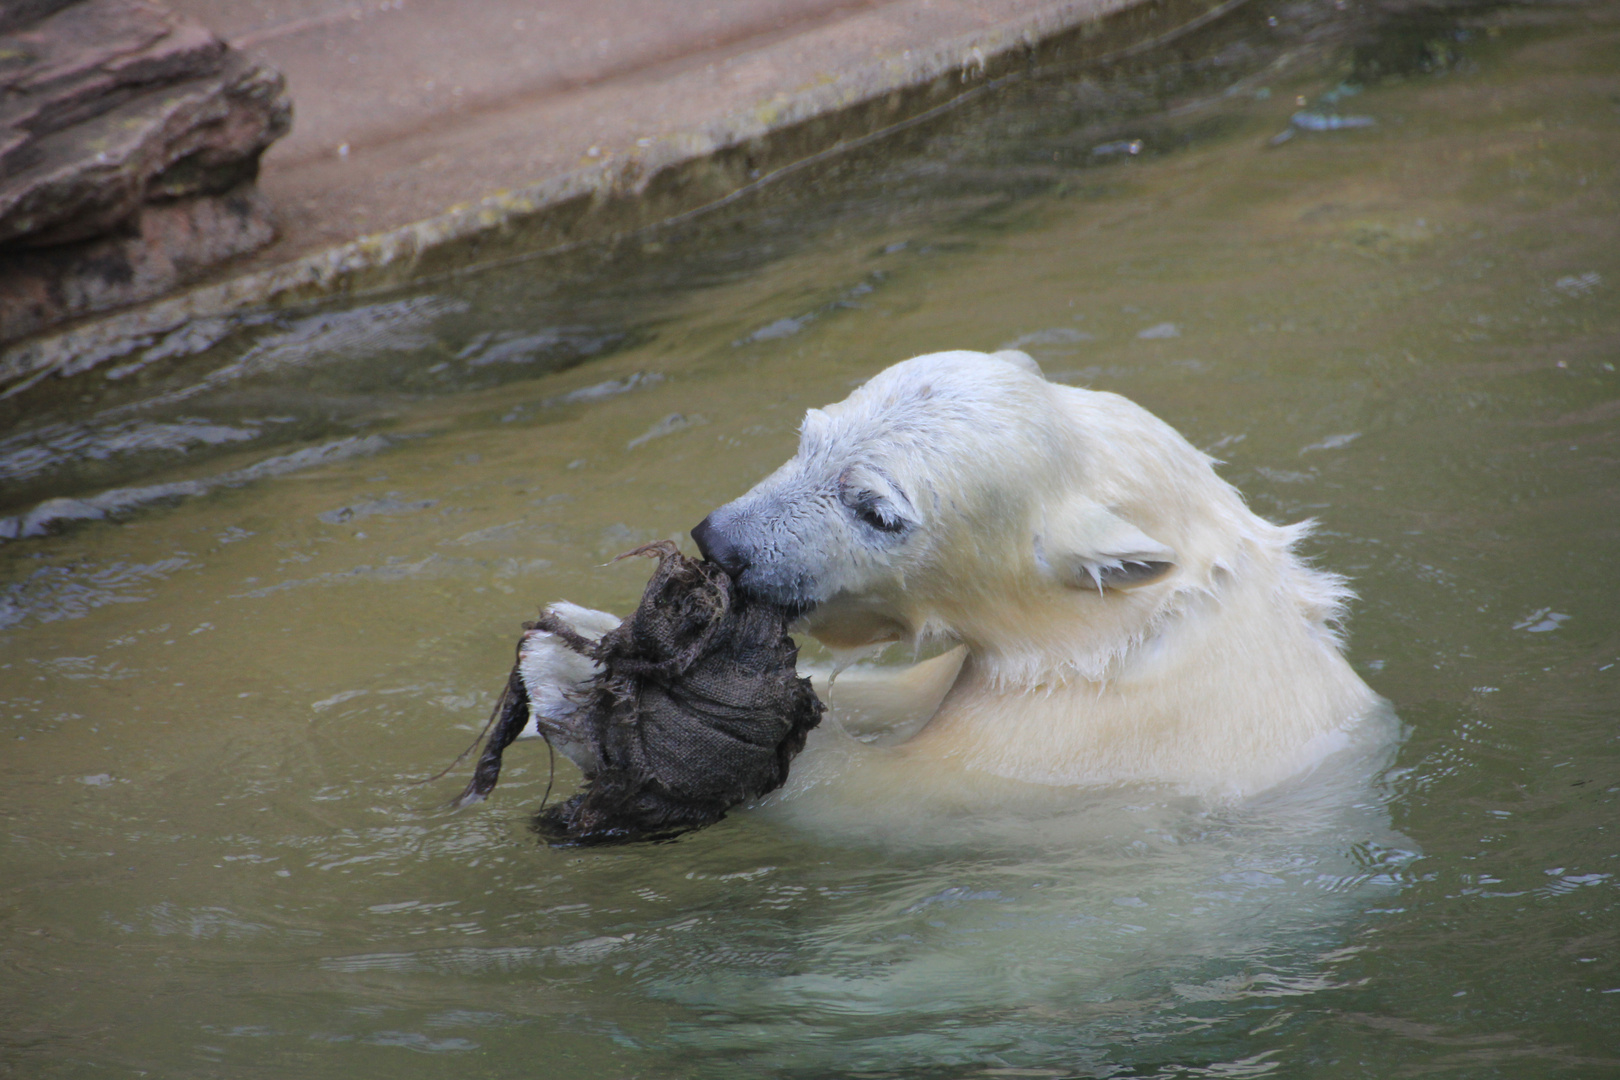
[453,543,823,845]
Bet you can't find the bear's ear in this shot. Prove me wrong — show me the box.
[1036,497,1176,593]
[799,407,834,454]
[990,349,1043,377]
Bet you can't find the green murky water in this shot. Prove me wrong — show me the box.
[3,1,1618,1076]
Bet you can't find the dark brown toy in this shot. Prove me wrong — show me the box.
[453,542,823,845]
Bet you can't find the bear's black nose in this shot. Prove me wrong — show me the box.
[691,514,748,577]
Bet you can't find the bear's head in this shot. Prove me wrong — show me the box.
[691,350,1267,684]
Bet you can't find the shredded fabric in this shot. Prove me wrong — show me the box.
[454,542,823,845]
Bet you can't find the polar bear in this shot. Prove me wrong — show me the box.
[519,349,1385,804]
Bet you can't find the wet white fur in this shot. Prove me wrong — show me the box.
[524,350,1383,801]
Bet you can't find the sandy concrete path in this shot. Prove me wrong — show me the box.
[169,0,1129,267]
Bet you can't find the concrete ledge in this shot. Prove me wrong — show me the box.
[0,0,1248,395]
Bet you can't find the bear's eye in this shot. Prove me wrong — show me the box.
[847,491,906,534]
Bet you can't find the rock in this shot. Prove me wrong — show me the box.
[0,181,274,342]
[0,0,291,343]
[0,1,79,36]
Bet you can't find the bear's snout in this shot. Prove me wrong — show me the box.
[691,513,749,577]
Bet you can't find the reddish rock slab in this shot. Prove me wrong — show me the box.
[0,0,290,342]
[0,183,274,343]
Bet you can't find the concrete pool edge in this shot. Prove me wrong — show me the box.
[0,0,1250,396]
